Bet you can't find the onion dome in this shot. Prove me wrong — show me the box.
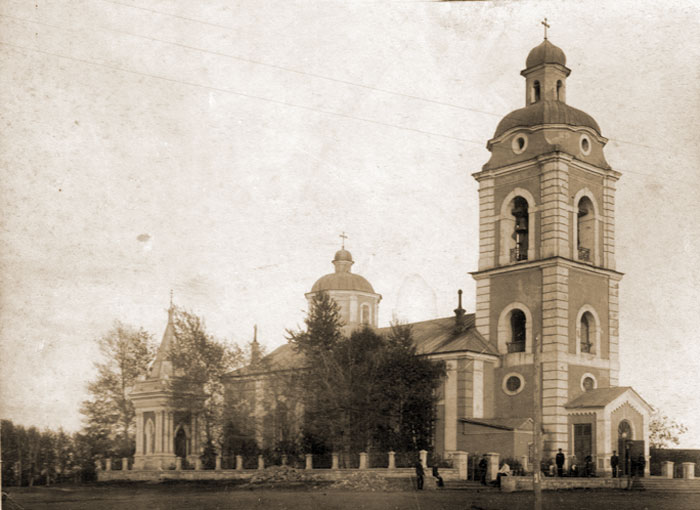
[494,100,601,138]
[525,39,567,69]
[310,249,375,293]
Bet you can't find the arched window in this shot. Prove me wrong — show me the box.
[511,197,529,261]
[580,311,595,354]
[361,304,371,325]
[577,196,595,262]
[556,80,562,100]
[532,80,541,103]
[509,309,526,352]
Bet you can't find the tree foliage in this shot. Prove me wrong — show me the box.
[80,322,154,457]
[287,292,444,459]
[168,307,243,463]
[649,410,688,449]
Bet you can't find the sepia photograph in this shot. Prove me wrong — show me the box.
[1,0,699,508]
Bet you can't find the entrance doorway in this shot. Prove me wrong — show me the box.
[175,427,188,459]
[573,423,592,464]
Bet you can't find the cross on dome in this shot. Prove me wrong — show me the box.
[339,231,348,249]
[541,17,551,40]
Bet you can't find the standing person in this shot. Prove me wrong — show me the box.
[414,459,424,490]
[610,451,619,478]
[432,465,444,488]
[637,454,646,478]
[555,449,565,477]
[478,454,488,485]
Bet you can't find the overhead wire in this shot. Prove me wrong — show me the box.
[0,7,695,184]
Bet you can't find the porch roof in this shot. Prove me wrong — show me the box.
[459,417,533,431]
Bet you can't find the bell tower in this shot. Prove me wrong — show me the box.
[471,37,623,459]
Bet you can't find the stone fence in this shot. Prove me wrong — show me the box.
[97,449,469,482]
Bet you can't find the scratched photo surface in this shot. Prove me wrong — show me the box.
[1,0,699,452]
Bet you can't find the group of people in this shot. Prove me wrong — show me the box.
[413,461,444,490]
[414,448,646,489]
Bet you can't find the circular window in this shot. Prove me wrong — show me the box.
[581,373,597,392]
[512,134,528,154]
[502,373,525,395]
[580,134,591,155]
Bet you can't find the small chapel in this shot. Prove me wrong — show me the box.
[132,36,652,476]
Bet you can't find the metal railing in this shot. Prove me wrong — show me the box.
[507,342,526,353]
[510,247,528,262]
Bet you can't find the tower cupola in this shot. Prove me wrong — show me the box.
[521,38,570,105]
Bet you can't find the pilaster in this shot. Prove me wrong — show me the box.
[473,360,484,418]
[603,177,617,270]
[474,278,490,340]
[539,156,570,258]
[608,278,620,385]
[444,360,458,452]
[541,264,569,455]
[478,177,496,270]
[155,411,163,454]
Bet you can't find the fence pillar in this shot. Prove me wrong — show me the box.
[419,450,428,469]
[661,461,674,478]
[175,457,182,471]
[122,457,129,471]
[236,455,243,471]
[281,455,288,466]
[359,452,368,470]
[215,455,222,471]
[195,457,202,470]
[520,455,529,474]
[485,452,500,482]
[258,455,265,470]
[388,451,396,470]
[682,462,695,479]
[452,451,468,480]
[105,458,112,471]
[305,454,313,470]
[332,453,339,470]
[95,459,102,472]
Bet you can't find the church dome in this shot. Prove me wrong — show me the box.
[311,272,375,293]
[310,249,376,293]
[525,39,566,69]
[493,100,601,138]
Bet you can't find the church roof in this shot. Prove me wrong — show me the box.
[147,306,175,379]
[460,417,533,431]
[494,100,601,138]
[525,39,567,69]
[565,387,633,409]
[376,314,498,357]
[229,313,497,378]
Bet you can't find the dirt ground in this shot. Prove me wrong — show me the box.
[4,484,700,510]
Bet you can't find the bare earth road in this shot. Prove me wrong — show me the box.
[5,485,700,510]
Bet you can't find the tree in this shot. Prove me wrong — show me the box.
[168,307,243,466]
[80,322,154,457]
[649,410,688,448]
[287,292,445,461]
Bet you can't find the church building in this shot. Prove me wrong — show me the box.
[134,36,651,476]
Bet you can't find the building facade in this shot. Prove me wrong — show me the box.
[134,37,651,476]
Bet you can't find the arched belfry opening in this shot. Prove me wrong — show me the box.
[509,309,527,353]
[577,196,595,262]
[580,312,593,353]
[511,197,529,261]
[532,80,541,103]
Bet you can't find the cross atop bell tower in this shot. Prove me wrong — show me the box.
[541,17,550,40]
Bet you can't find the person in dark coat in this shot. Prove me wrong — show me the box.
[555,449,565,477]
[478,455,488,485]
[610,451,619,478]
[432,465,444,487]
[414,460,424,490]
[636,454,646,477]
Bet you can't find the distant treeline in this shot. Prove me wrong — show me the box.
[1,419,104,486]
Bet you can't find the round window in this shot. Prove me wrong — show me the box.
[507,376,521,392]
[502,373,525,395]
[580,134,591,155]
[512,134,528,154]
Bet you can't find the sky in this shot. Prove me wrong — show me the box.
[1,0,699,447]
